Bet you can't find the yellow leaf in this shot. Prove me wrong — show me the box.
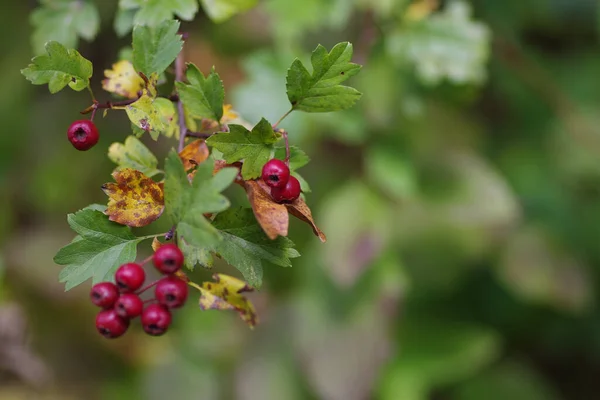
[195,273,257,328]
[221,104,239,123]
[102,60,145,99]
[102,168,165,227]
[179,139,210,171]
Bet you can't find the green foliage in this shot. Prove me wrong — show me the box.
[54,209,147,290]
[286,42,362,112]
[200,0,258,23]
[206,118,280,179]
[274,146,310,170]
[31,0,99,55]
[108,136,161,177]
[176,64,225,122]
[132,19,183,76]
[21,41,92,93]
[120,0,199,27]
[118,94,168,140]
[212,208,300,288]
[163,152,237,248]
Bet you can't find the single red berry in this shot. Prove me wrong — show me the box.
[261,159,290,189]
[114,263,145,292]
[153,244,184,274]
[95,309,129,339]
[271,175,301,203]
[141,304,172,336]
[155,276,188,309]
[90,282,119,309]
[67,120,99,151]
[114,293,144,319]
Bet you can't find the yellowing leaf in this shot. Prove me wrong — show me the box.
[179,139,210,171]
[102,60,145,99]
[102,168,165,227]
[404,0,439,22]
[286,196,327,242]
[222,104,239,123]
[244,179,289,240]
[115,93,166,140]
[195,273,257,328]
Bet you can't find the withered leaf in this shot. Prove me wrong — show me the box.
[286,196,327,242]
[102,168,164,227]
[179,139,209,171]
[195,273,257,328]
[244,179,289,240]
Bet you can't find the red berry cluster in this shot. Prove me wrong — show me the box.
[261,159,301,203]
[89,244,188,339]
[67,120,99,151]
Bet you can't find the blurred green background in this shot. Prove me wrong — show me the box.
[2,0,600,399]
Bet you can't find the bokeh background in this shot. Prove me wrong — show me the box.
[2,0,600,399]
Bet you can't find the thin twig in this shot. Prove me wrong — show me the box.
[186,131,213,139]
[175,49,187,153]
[272,108,293,130]
[281,130,290,164]
[80,98,138,114]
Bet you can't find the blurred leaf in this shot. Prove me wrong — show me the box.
[121,0,199,26]
[102,169,165,228]
[366,144,416,200]
[274,146,310,170]
[102,60,145,99]
[179,236,214,270]
[454,360,560,400]
[21,41,92,93]
[164,152,237,248]
[286,42,362,112]
[379,320,501,400]
[154,97,179,138]
[200,0,258,23]
[212,207,300,288]
[108,136,161,177]
[179,139,210,171]
[176,64,224,122]
[31,0,99,54]
[243,179,289,240]
[387,0,490,85]
[498,225,593,312]
[132,19,183,76]
[195,273,257,327]
[206,119,279,179]
[114,7,136,37]
[54,210,145,290]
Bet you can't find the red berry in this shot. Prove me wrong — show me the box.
[115,263,145,292]
[114,293,144,319]
[67,120,99,151]
[153,244,184,274]
[95,309,129,338]
[261,159,290,189]
[141,304,172,336]
[155,276,188,309]
[90,282,119,309]
[271,175,301,203]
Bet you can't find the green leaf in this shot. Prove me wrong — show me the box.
[54,209,144,290]
[274,145,310,170]
[21,41,92,93]
[179,237,214,270]
[132,19,183,76]
[31,0,100,55]
[206,118,279,179]
[286,42,362,113]
[108,136,161,177]
[212,208,300,288]
[114,7,136,37]
[386,1,491,85]
[176,64,224,122]
[121,0,199,26]
[163,151,237,249]
[366,144,416,200]
[200,0,258,23]
[116,93,167,140]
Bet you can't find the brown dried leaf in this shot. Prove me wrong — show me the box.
[179,139,209,171]
[244,179,289,240]
[151,237,163,252]
[101,168,164,227]
[286,197,327,242]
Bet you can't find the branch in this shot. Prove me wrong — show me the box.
[175,48,187,153]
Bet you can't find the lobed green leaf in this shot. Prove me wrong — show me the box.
[176,64,225,122]
[132,19,183,76]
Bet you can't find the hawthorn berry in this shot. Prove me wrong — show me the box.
[96,309,129,339]
[115,263,145,292]
[141,304,172,336]
[90,282,119,309]
[153,244,184,274]
[271,175,301,203]
[261,159,290,189]
[114,293,144,319]
[67,120,99,151]
[155,276,188,309]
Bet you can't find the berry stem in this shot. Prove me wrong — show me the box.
[272,108,293,130]
[86,84,96,102]
[143,298,157,304]
[140,254,153,266]
[175,39,188,153]
[281,129,290,165]
[90,103,98,122]
[136,279,162,295]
